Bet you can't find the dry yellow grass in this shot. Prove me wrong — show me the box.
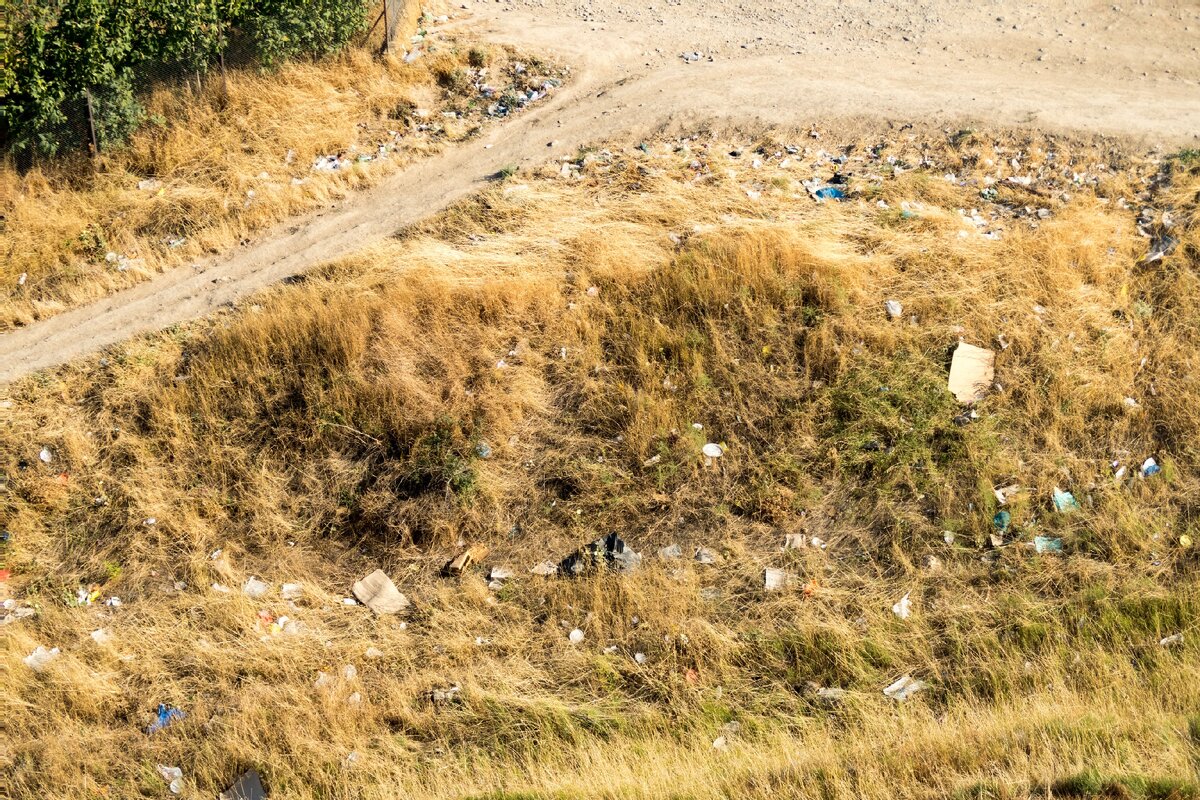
[0,38,564,330]
[2,129,1199,799]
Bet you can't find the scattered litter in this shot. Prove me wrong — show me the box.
[993,510,1011,534]
[694,546,718,564]
[352,569,409,615]
[782,533,807,549]
[634,652,647,664]
[1144,234,1178,264]
[280,582,303,601]
[342,664,358,680]
[883,675,928,702]
[430,684,461,703]
[948,342,996,404]
[24,645,59,672]
[994,485,1020,505]
[763,568,789,591]
[530,561,558,576]
[892,593,912,620]
[568,627,585,644]
[105,596,122,607]
[475,441,493,459]
[804,681,848,705]
[559,533,641,575]
[1181,535,1193,548]
[1033,536,1063,554]
[444,544,490,577]
[1,601,35,625]
[242,576,269,598]
[657,543,683,559]
[364,647,384,659]
[884,300,903,319]
[312,154,345,171]
[680,51,704,62]
[212,583,231,593]
[157,765,183,795]
[1159,633,1183,647]
[702,443,724,459]
[1140,457,1161,478]
[809,536,827,549]
[812,186,845,202]
[1052,487,1080,513]
[220,769,266,800]
[39,447,52,464]
[90,628,111,644]
[712,735,728,750]
[146,703,185,734]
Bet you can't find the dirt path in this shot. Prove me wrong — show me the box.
[1,0,1197,386]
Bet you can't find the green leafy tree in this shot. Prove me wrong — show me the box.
[1,0,370,156]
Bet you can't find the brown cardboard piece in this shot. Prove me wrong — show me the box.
[948,342,995,404]
[352,569,409,615]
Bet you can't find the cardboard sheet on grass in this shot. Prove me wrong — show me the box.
[948,342,995,404]
[352,569,409,614]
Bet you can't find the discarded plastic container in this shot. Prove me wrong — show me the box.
[1140,458,1161,478]
[702,443,723,459]
[813,186,846,202]
[993,510,1011,534]
[157,765,183,795]
[568,628,585,644]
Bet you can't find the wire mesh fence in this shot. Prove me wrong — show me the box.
[2,0,416,167]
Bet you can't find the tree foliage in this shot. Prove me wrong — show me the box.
[1,0,370,156]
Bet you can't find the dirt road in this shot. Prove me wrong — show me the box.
[1,0,1196,385]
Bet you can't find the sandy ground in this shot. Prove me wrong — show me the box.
[1,0,1197,385]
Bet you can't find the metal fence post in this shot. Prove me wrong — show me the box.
[381,1,391,55]
[83,88,99,156]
